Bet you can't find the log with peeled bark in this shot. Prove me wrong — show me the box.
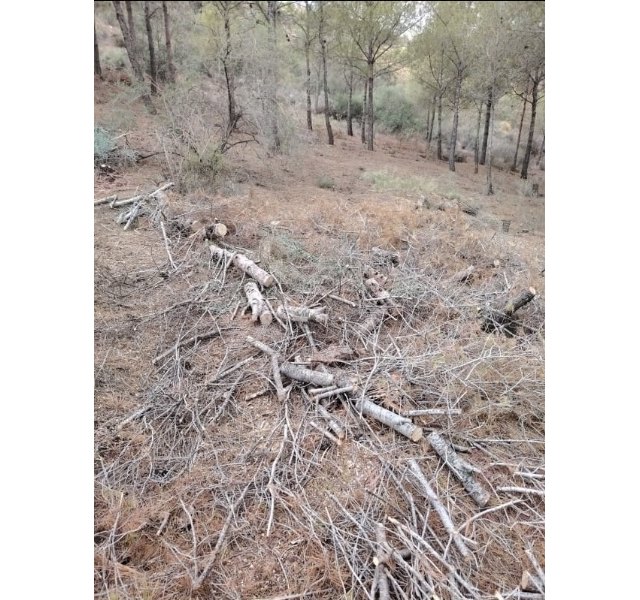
[481,287,537,333]
[276,304,328,326]
[111,182,174,208]
[279,362,352,389]
[427,431,491,507]
[94,194,118,206]
[407,459,472,560]
[355,397,423,442]
[244,282,272,325]
[209,244,275,287]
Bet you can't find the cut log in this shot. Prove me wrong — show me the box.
[317,403,346,440]
[521,570,544,593]
[372,246,400,266]
[481,287,537,333]
[204,223,228,240]
[356,305,388,337]
[308,344,356,365]
[364,277,391,303]
[276,304,328,326]
[407,459,472,560]
[244,282,272,325]
[355,397,423,442]
[94,194,118,206]
[427,431,491,507]
[210,244,275,287]
[449,265,476,284]
[279,362,337,388]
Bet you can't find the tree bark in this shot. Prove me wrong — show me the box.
[355,397,423,442]
[94,23,103,79]
[481,287,537,333]
[474,101,482,174]
[162,1,176,84]
[305,39,313,130]
[480,86,492,165]
[427,432,490,507]
[367,60,374,151]
[521,72,539,180]
[144,1,158,95]
[221,5,238,133]
[244,282,272,325]
[112,1,156,112]
[485,82,495,195]
[209,244,275,287]
[346,69,354,136]
[448,70,462,172]
[361,78,368,144]
[536,130,544,166]
[436,92,443,161]
[266,1,281,152]
[276,305,328,326]
[512,85,529,171]
[319,5,333,145]
[428,94,436,145]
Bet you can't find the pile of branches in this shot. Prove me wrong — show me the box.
[94,204,545,599]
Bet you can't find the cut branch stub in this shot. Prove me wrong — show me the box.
[481,287,537,333]
[210,243,275,287]
[355,397,423,442]
[244,281,272,325]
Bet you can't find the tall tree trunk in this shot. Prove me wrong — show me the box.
[266,1,281,152]
[305,40,312,130]
[319,5,333,146]
[361,78,368,144]
[424,100,431,144]
[511,85,529,171]
[162,1,176,84]
[436,93,443,161]
[367,60,374,151]
[94,23,103,79]
[520,73,539,180]
[480,86,492,165]
[448,70,462,172]
[486,83,496,195]
[536,130,544,166]
[112,1,156,113]
[474,101,483,174]
[222,6,238,132]
[346,69,354,136]
[144,2,158,95]
[428,95,436,145]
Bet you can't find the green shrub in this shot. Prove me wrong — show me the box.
[94,127,137,167]
[373,85,421,134]
[317,175,336,190]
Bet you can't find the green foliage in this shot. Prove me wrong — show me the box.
[94,127,137,167]
[361,169,436,197]
[330,92,362,121]
[374,85,421,134]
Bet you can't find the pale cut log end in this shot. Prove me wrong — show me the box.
[259,311,273,326]
[521,570,543,592]
[262,275,275,287]
[316,314,329,326]
[410,426,424,442]
[529,287,537,296]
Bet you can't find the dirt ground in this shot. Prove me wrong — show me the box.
[95,80,544,600]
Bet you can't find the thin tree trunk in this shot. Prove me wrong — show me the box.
[480,86,492,165]
[424,100,431,144]
[521,74,539,180]
[361,78,368,144]
[113,1,156,113]
[222,6,238,132]
[367,60,374,151]
[486,82,496,195]
[162,1,176,84]
[346,70,354,136]
[474,101,482,174]
[144,2,158,95]
[436,93,443,161]
[94,23,103,79]
[511,85,529,171]
[266,1,281,152]
[305,40,312,130]
[319,5,333,146]
[428,94,436,145]
[536,130,544,166]
[448,70,462,172]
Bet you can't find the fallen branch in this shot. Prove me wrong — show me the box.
[246,336,287,401]
[280,362,350,389]
[520,571,544,593]
[309,420,342,446]
[159,220,177,271]
[497,486,545,497]
[355,397,423,442]
[192,481,251,591]
[449,265,476,284]
[404,408,462,417]
[111,182,174,208]
[210,243,275,287]
[428,431,491,507]
[94,194,118,206]
[328,294,357,307]
[276,304,328,326]
[244,282,272,325]
[153,327,223,365]
[407,459,472,560]
[372,522,391,600]
[316,403,346,440]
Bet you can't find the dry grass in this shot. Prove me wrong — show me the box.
[95,83,544,600]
